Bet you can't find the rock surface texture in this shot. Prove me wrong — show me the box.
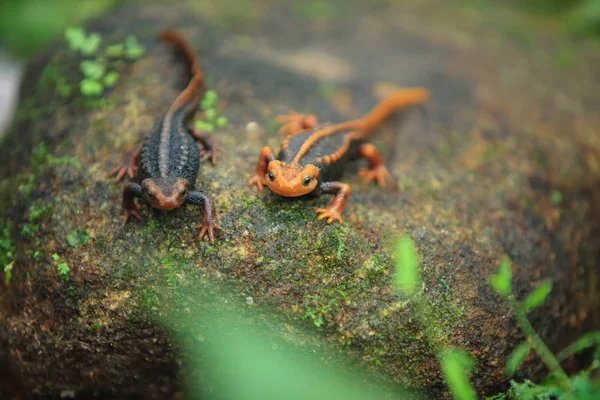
[1,1,598,398]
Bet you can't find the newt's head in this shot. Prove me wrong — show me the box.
[265,161,319,197]
[141,177,191,210]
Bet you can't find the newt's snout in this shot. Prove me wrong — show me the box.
[264,161,319,197]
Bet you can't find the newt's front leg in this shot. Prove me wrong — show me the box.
[248,146,276,191]
[356,143,395,188]
[121,182,143,225]
[315,181,351,224]
[187,191,221,243]
[109,143,143,181]
[191,128,223,166]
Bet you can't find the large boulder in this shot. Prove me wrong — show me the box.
[1,1,598,398]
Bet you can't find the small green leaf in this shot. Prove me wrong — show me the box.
[194,120,214,133]
[216,116,228,128]
[80,79,104,97]
[65,27,86,51]
[491,256,512,296]
[80,60,105,80]
[80,32,101,56]
[557,332,600,361]
[550,190,562,206]
[522,280,552,312]
[80,231,90,245]
[124,38,145,60]
[57,262,70,281]
[67,231,80,247]
[105,43,125,58]
[205,108,217,121]
[52,253,59,261]
[205,90,218,102]
[57,84,73,98]
[571,372,594,396]
[393,236,419,296]
[67,230,89,247]
[440,348,477,400]
[125,35,138,45]
[4,261,14,285]
[201,90,218,110]
[506,342,530,376]
[103,71,119,88]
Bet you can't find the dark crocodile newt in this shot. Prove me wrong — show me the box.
[248,88,429,224]
[109,30,222,243]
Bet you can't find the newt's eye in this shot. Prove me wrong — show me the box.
[267,171,275,181]
[302,177,311,186]
[146,191,155,199]
[179,188,189,198]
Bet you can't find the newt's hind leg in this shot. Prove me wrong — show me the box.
[276,111,318,136]
[109,142,143,181]
[315,181,351,224]
[356,143,395,188]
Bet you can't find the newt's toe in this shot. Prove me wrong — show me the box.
[315,208,343,224]
[248,175,266,191]
[196,222,222,244]
[121,207,143,226]
[109,163,138,182]
[358,166,395,188]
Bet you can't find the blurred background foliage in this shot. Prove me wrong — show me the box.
[0,0,117,59]
[1,0,600,60]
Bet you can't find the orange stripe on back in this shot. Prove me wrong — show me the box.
[291,121,362,164]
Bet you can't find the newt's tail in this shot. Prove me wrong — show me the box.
[160,29,205,113]
[352,88,429,136]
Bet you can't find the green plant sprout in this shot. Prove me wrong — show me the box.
[124,35,144,59]
[487,258,599,399]
[64,27,145,97]
[194,90,228,133]
[490,257,569,388]
[67,230,90,247]
[1,222,14,285]
[65,27,100,55]
[52,253,70,281]
[394,237,599,399]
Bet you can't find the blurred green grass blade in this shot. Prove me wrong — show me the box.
[393,236,419,296]
[440,348,477,400]
[491,257,512,296]
[168,302,411,400]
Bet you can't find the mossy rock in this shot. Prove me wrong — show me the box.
[1,1,599,398]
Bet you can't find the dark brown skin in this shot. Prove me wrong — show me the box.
[109,30,222,243]
[249,89,429,223]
